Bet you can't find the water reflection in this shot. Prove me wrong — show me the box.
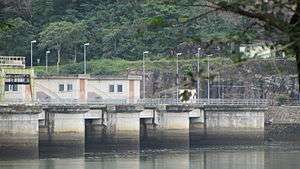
[1,125,300,169]
[1,144,300,169]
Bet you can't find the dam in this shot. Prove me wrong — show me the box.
[0,100,267,156]
[0,56,268,156]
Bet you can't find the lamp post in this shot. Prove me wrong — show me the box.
[197,48,201,100]
[207,54,212,103]
[46,51,50,73]
[176,53,182,103]
[143,51,149,99]
[30,40,37,68]
[84,43,90,75]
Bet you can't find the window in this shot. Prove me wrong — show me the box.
[109,85,114,92]
[117,85,123,92]
[67,84,73,92]
[59,84,64,92]
[12,84,18,91]
[5,84,18,91]
[5,84,9,91]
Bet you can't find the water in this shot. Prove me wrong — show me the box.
[1,127,300,169]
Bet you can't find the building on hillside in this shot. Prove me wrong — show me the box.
[35,75,141,103]
[0,56,35,102]
[239,43,285,59]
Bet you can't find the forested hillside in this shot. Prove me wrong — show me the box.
[0,0,253,66]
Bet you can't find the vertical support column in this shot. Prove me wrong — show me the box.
[150,105,190,149]
[106,105,143,151]
[40,105,89,157]
[0,105,41,158]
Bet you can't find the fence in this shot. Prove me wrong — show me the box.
[0,98,269,106]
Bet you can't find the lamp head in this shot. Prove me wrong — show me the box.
[143,51,149,54]
[31,40,37,43]
[46,51,50,54]
[84,43,90,46]
[177,53,182,56]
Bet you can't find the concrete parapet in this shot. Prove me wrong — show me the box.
[0,104,41,158]
[203,105,265,130]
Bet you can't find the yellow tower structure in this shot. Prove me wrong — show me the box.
[0,56,35,102]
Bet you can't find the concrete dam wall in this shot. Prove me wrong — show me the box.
[0,104,267,157]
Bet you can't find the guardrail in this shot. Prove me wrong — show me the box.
[0,98,269,106]
[137,98,269,106]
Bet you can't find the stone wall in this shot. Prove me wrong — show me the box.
[267,106,300,124]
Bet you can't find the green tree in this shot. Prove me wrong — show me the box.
[39,21,86,73]
[0,18,34,56]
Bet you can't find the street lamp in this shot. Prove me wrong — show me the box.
[46,51,50,73]
[84,43,90,75]
[207,54,212,103]
[143,51,149,99]
[30,40,37,68]
[176,53,182,102]
[197,48,201,100]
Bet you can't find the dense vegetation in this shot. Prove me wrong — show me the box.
[0,0,253,69]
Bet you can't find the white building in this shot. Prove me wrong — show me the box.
[35,75,141,103]
[35,74,88,102]
[239,43,285,59]
[87,75,141,103]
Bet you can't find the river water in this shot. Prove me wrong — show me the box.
[1,127,300,169]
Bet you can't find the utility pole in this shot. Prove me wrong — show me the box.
[197,48,201,100]
[143,51,149,99]
[84,43,90,75]
[46,51,50,73]
[176,53,182,103]
[207,54,212,103]
[30,40,37,68]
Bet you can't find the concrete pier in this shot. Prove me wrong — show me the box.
[0,104,41,158]
[39,105,89,157]
[105,105,143,151]
[202,105,265,143]
[141,105,190,149]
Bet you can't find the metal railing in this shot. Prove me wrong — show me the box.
[37,98,129,105]
[137,98,269,106]
[0,98,269,106]
[0,56,26,68]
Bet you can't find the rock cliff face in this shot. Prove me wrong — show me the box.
[139,59,299,100]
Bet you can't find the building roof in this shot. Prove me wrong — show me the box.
[35,74,142,81]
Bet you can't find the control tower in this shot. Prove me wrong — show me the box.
[0,56,35,102]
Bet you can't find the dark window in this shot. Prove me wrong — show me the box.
[59,84,64,91]
[5,84,9,91]
[4,84,17,91]
[67,84,73,92]
[12,84,18,91]
[117,85,123,92]
[109,85,114,92]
